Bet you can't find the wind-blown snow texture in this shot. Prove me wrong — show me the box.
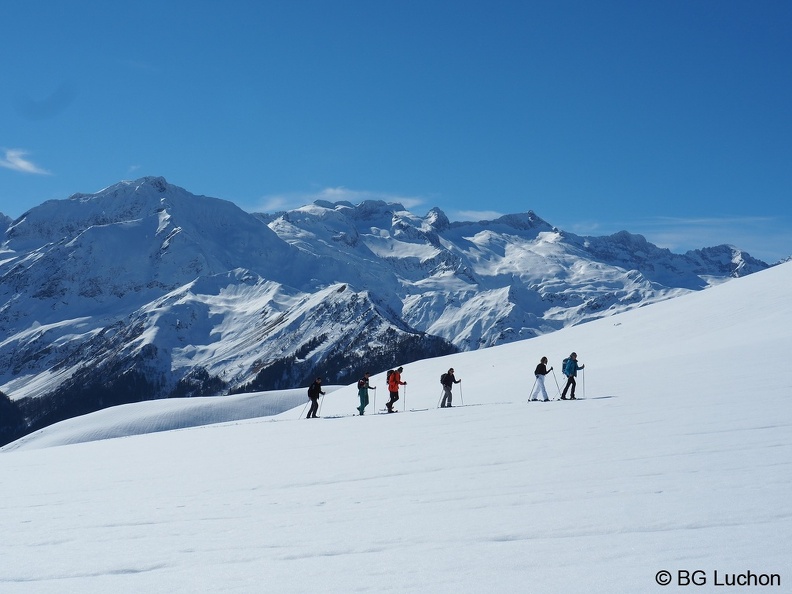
[0,177,770,444]
[1,261,790,593]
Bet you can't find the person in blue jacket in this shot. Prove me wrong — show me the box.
[561,352,584,400]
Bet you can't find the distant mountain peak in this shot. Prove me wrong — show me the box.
[491,210,553,232]
[69,176,172,202]
[425,207,450,231]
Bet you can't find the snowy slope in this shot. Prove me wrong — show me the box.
[1,261,789,593]
[0,388,338,452]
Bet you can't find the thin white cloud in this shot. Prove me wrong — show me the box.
[637,216,782,257]
[0,148,51,175]
[568,215,773,237]
[565,215,788,263]
[453,209,505,222]
[250,187,425,213]
[256,194,296,213]
[645,215,776,228]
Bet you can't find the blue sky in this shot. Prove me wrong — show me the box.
[2,0,790,263]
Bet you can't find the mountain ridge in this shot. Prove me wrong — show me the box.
[0,176,771,444]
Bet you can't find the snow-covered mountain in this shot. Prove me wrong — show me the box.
[1,259,789,594]
[0,177,769,444]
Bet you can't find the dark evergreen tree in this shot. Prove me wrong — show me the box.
[0,390,26,447]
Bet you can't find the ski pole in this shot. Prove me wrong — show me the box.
[551,369,562,400]
[528,375,538,402]
[403,385,407,412]
[299,401,309,420]
[459,382,464,406]
[318,394,325,417]
[437,388,444,409]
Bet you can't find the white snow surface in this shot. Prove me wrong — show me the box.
[1,262,791,593]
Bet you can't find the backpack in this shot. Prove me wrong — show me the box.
[357,378,366,390]
[562,358,571,376]
[440,373,449,386]
[386,369,394,382]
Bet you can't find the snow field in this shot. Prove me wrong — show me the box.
[1,263,791,593]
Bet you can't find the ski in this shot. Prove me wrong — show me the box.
[439,403,483,408]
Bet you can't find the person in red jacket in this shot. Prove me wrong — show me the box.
[386,366,406,413]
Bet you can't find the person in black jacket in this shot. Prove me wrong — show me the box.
[306,377,325,419]
[529,357,553,402]
[440,368,461,408]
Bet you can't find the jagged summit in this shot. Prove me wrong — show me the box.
[685,244,766,278]
[7,177,188,249]
[84,175,171,198]
[491,210,553,231]
[425,207,450,231]
[5,176,294,271]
